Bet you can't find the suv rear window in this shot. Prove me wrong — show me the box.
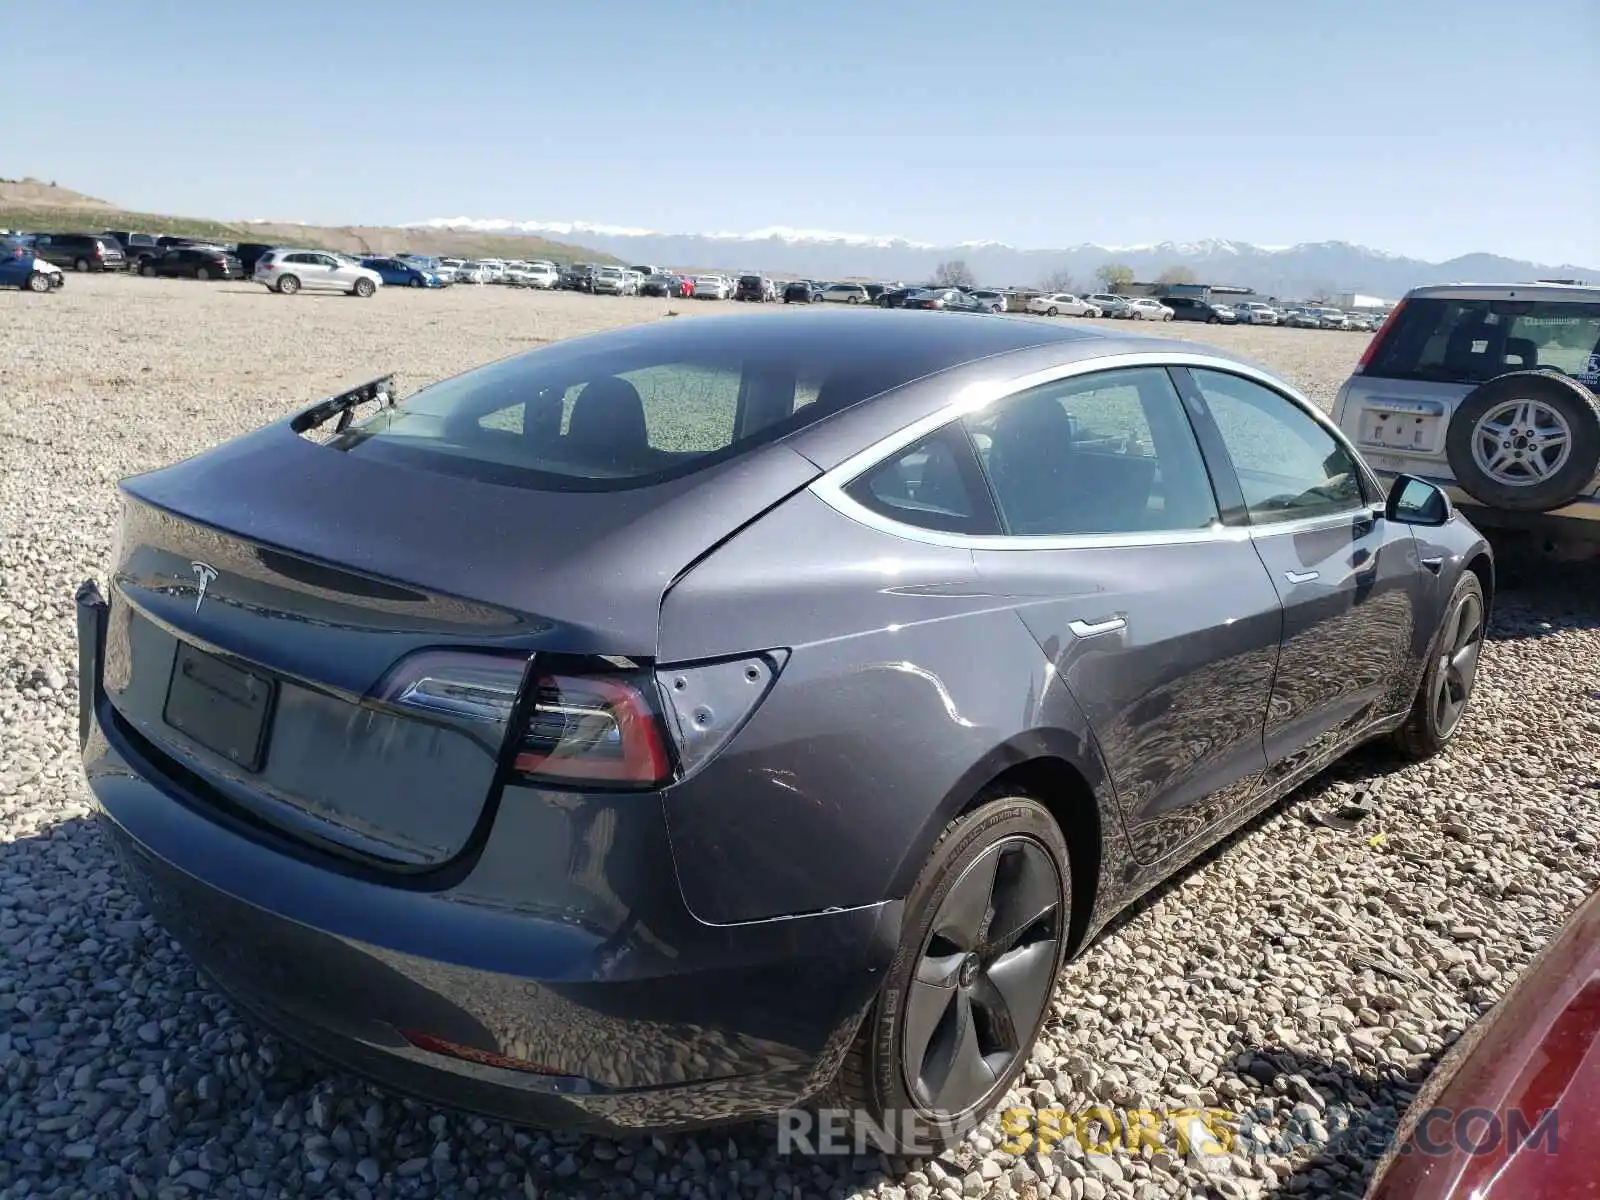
[1368,297,1600,386]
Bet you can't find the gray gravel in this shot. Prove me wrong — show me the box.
[2,274,1597,1199]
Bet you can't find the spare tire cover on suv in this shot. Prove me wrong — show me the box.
[1444,370,1600,512]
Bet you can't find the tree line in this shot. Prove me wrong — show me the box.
[930,260,1198,294]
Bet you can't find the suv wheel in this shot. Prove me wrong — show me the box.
[1445,371,1600,512]
[276,274,301,295]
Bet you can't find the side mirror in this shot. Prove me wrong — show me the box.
[1385,474,1451,526]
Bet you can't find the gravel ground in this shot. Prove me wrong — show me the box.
[2,274,1597,1200]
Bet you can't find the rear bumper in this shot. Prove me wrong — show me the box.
[74,581,897,1132]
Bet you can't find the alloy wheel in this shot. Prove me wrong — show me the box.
[1434,590,1483,736]
[1470,398,1574,487]
[902,836,1062,1114]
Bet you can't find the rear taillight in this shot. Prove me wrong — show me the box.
[374,648,785,790]
[514,673,670,786]
[94,244,105,258]
[1354,299,1405,375]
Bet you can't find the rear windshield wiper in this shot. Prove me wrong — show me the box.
[291,374,398,435]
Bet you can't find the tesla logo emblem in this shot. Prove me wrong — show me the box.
[190,561,218,613]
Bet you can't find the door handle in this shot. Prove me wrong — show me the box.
[1068,616,1127,638]
[1420,555,1443,574]
[1284,569,1320,585]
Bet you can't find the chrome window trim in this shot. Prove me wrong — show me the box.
[809,351,1375,551]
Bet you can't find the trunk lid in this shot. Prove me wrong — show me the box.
[103,415,817,868]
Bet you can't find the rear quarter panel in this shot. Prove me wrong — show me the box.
[656,490,1126,926]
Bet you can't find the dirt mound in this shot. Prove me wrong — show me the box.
[0,178,116,209]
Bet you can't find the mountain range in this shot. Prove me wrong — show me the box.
[413,217,1597,299]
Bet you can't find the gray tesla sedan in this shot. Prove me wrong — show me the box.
[75,309,1491,1150]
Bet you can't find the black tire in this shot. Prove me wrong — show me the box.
[825,795,1070,1154]
[410,277,423,288]
[74,258,90,272]
[139,262,155,278]
[26,271,51,294]
[1207,315,1219,324]
[1046,306,1058,317]
[1393,570,1485,759]
[353,277,375,298]
[195,266,210,281]
[276,274,301,295]
[1444,371,1600,512]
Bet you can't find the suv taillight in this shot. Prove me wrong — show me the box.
[1354,299,1405,375]
[94,243,105,258]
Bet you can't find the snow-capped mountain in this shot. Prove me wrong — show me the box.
[409,217,1596,298]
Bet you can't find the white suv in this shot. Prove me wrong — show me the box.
[1234,302,1278,325]
[255,250,383,297]
[1333,281,1600,554]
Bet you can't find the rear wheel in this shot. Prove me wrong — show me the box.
[26,271,51,293]
[73,258,90,272]
[353,277,376,298]
[1393,571,1485,759]
[276,274,301,295]
[1046,306,1058,316]
[826,795,1069,1153]
[140,262,156,277]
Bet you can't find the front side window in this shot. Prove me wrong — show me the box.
[963,367,1219,536]
[1188,368,1366,523]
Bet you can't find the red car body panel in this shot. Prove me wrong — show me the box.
[1367,887,1599,1200]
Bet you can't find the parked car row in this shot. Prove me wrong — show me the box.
[5,227,1395,332]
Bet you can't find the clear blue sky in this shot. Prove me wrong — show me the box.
[4,0,1595,264]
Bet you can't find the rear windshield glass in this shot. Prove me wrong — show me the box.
[325,325,932,490]
[1369,297,1600,386]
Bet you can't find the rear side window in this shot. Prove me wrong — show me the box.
[964,367,1220,536]
[845,425,998,534]
[1369,297,1600,386]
